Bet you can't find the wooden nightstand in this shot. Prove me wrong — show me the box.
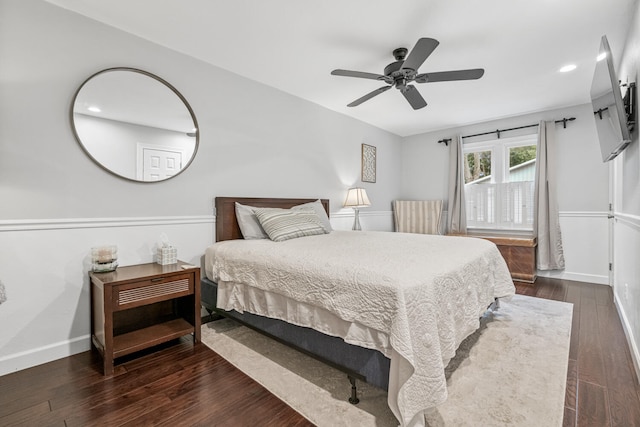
[90,261,201,375]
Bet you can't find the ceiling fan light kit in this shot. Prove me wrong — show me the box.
[331,37,485,110]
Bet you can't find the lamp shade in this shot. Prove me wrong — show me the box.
[344,188,371,208]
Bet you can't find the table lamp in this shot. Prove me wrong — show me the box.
[344,188,371,231]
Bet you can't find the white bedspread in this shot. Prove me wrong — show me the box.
[205,231,515,427]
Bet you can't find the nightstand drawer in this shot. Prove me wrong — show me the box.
[113,273,193,310]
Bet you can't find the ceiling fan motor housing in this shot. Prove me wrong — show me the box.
[385,55,417,91]
[384,60,404,76]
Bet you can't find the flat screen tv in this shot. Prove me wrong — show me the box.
[590,35,634,162]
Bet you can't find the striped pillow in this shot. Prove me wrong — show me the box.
[253,207,327,242]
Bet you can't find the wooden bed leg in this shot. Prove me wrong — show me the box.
[348,375,360,404]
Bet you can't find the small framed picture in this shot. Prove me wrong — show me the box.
[361,144,376,183]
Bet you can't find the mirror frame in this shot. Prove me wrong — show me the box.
[70,67,200,183]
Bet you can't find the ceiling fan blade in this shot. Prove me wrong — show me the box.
[415,68,485,83]
[401,85,427,110]
[331,69,389,82]
[347,85,392,107]
[402,38,439,72]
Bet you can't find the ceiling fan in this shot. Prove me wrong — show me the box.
[331,38,485,110]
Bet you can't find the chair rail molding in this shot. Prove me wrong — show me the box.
[614,211,640,229]
[0,215,214,232]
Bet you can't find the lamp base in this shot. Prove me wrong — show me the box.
[352,208,362,231]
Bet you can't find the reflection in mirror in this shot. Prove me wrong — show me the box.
[71,68,199,182]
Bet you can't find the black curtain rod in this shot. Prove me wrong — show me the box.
[437,117,576,146]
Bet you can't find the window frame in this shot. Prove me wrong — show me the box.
[463,134,537,232]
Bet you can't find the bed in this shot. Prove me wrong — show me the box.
[202,196,515,427]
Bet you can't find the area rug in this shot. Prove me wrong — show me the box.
[200,295,572,426]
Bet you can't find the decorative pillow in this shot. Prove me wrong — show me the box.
[292,199,333,232]
[253,207,328,242]
[235,202,268,240]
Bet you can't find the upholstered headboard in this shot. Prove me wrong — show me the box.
[215,197,330,242]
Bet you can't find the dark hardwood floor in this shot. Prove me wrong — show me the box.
[1,277,639,426]
[0,337,313,426]
[516,277,640,427]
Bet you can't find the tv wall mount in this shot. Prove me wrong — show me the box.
[594,81,636,133]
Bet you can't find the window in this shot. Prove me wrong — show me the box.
[463,135,537,231]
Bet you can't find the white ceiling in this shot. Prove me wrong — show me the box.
[46,0,638,137]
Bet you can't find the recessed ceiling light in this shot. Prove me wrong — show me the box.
[559,64,577,73]
[597,52,607,61]
[88,106,101,113]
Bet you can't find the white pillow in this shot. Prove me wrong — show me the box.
[235,202,268,239]
[293,199,333,232]
[253,207,327,242]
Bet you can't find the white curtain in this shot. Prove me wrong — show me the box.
[534,121,565,270]
[447,135,467,234]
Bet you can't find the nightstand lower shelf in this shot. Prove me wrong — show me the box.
[113,318,194,358]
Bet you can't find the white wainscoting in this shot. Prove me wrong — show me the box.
[537,211,610,285]
[330,210,394,232]
[0,209,615,376]
[0,211,394,376]
[335,210,612,287]
[612,212,640,381]
[0,216,214,377]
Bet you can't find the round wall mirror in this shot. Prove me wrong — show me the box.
[71,67,199,182]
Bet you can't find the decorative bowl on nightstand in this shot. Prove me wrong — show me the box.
[91,245,118,272]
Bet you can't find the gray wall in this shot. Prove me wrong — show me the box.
[0,0,402,221]
[0,0,401,374]
[400,103,613,286]
[400,103,609,213]
[618,2,640,217]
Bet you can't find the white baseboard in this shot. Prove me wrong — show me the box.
[614,293,640,385]
[536,270,609,285]
[0,335,91,377]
